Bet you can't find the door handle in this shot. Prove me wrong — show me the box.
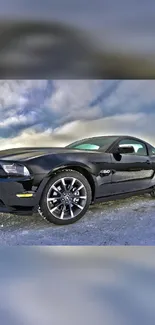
[146,160,151,164]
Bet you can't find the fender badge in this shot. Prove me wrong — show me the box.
[99,170,111,176]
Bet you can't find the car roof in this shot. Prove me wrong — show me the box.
[77,135,145,142]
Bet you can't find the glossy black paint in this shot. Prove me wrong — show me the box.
[0,135,155,215]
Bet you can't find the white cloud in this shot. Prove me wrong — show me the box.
[48,80,97,110]
[0,112,155,150]
[0,128,74,149]
[46,80,103,119]
[0,80,48,111]
[103,80,155,113]
[45,80,155,126]
[54,112,155,146]
[0,115,29,127]
[0,80,155,149]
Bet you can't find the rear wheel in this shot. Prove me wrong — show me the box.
[39,170,92,225]
[150,189,155,198]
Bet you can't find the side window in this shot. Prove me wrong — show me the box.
[149,145,155,156]
[119,139,148,156]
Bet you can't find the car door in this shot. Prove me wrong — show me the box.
[110,138,154,194]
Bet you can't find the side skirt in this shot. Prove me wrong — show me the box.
[92,188,153,205]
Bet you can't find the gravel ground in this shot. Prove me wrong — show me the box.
[0,194,155,245]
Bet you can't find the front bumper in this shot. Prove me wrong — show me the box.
[0,176,48,216]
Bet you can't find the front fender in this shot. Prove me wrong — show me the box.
[47,160,96,177]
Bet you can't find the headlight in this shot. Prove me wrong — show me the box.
[0,163,30,177]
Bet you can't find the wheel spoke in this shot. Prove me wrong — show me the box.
[51,185,62,195]
[49,203,62,213]
[76,184,84,191]
[68,178,76,192]
[61,178,67,192]
[60,204,66,219]
[72,195,87,199]
[72,202,83,210]
[68,203,75,218]
[47,197,60,202]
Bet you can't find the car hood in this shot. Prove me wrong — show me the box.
[0,147,100,161]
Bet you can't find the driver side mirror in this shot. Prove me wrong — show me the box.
[114,145,135,155]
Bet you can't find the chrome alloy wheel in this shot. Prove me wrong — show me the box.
[46,177,87,220]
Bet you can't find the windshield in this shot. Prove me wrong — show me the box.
[66,136,118,151]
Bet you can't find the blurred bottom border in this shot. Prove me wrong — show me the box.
[0,246,155,325]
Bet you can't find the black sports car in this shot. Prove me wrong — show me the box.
[0,135,155,225]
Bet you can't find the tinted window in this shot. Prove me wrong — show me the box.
[148,145,155,156]
[66,136,118,151]
[118,139,147,156]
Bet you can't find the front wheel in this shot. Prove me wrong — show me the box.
[39,170,92,225]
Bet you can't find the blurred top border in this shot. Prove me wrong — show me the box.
[0,19,155,79]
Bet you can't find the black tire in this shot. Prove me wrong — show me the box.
[39,169,92,225]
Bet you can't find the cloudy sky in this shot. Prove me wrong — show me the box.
[0,79,154,149]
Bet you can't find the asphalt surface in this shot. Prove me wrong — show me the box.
[0,194,155,245]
